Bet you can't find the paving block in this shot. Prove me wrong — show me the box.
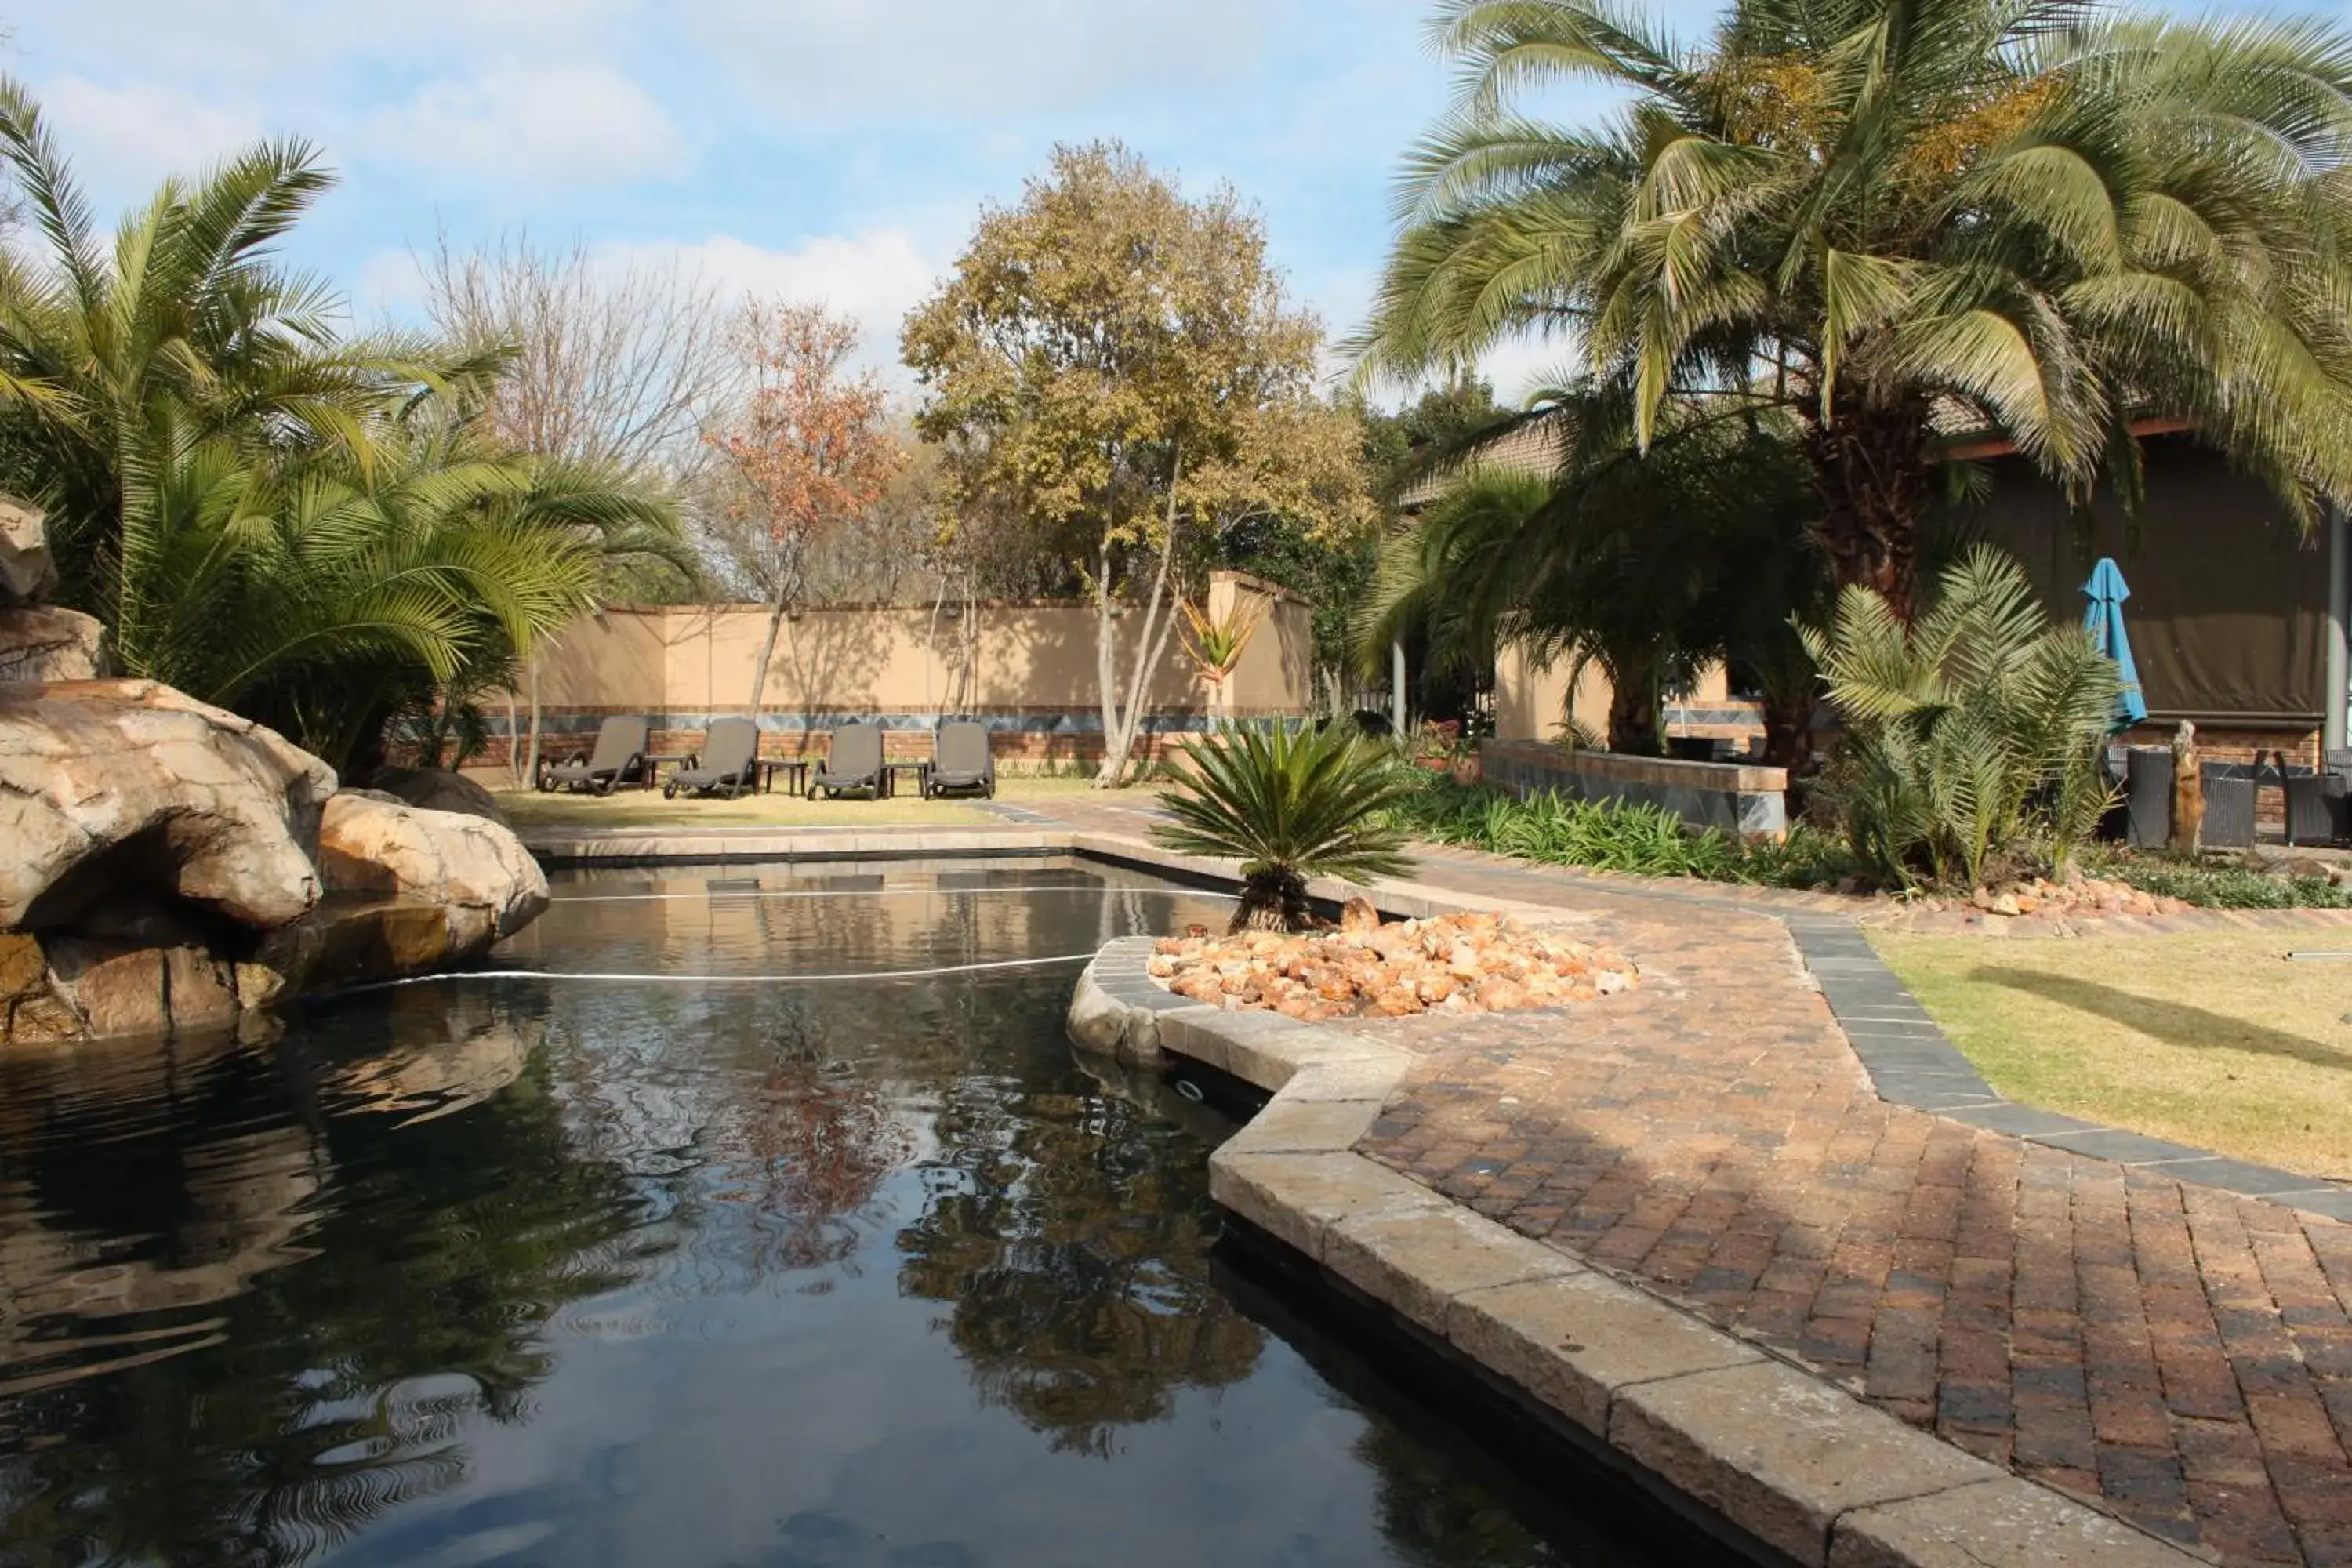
[1208,1150,1448,1262]
[1448,1271,1762,1437]
[1323,1203,1582,1337]
[1610,1360,2002,1567]
[1221,1095,1386,1157]
[1830,1476,2205,1567]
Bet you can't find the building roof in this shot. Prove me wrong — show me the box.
[1396,421,1568,510]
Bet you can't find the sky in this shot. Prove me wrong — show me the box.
[8,0,1718,405]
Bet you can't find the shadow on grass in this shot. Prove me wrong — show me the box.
[1967,966,2352,1075]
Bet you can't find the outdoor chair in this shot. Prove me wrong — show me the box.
[809,722,884,800]
[663,717,761,800]
[2284,749,2352,846]
[925,720,995,798]
[539,716,650,796]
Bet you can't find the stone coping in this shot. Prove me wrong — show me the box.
[1071,931,2201,1568]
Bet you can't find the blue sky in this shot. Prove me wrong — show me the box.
[10,0,1718,401]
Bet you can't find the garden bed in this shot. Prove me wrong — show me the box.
[1148,909,1637,1020]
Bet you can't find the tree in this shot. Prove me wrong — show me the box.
[705,303,901,716]
[1355,0,2352,618]
[1358,387,1823,760]
[905,142,1370,786]
[0,79,484,609]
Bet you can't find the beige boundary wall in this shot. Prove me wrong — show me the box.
[1494,643,1764,754]
[488,571,1312,767]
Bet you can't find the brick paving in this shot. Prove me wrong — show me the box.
[1045,797,2352,1561]
[1342,875,2352,1566]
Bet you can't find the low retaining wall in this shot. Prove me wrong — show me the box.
[1480,738,1788,839]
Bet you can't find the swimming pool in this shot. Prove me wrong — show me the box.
[0,861,1686,1566]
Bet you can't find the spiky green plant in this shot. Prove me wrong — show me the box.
[1801,546,2121,887]
[1154,721,1421,931]
[1355,0,2352,615]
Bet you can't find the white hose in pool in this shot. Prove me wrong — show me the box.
[547,885,1236,904]
[328,951,1104,995]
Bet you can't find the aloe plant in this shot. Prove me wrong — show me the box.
[1154,721,1419,931]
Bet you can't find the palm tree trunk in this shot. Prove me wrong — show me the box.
[1229,867,1310,934]
[1803,401,1933,620]
[1604,655,1664,756]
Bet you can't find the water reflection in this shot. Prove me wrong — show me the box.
[0,865,1654,1566]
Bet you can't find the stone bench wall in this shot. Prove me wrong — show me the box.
[1479,739,1789,839]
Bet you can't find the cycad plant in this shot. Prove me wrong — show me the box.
[1800,546,2120,888]
[1356,0,2352,615]
[1154,721,1421,931]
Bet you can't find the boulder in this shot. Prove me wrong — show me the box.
[365,764,510,826]
[314,791,547,962]
[0,679,336,934]
[0,605,109,682]
[0,497,55,606]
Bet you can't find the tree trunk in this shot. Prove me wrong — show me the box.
[1094,443,1185,788]
[1228,866,1311,933]
[1803,400,1933,619]
[750,576,789,715]
[1605,656,1664,756]
[525,656,545,787]
[1759,687,1813,774]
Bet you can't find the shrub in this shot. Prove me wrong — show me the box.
[1801,548,2119,891]
[2091,852,2352,910]
[1154,722,1421,931]
[1388,776,1854,889]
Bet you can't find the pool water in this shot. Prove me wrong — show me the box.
[0,862,1679,1567]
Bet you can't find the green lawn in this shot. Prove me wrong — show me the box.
[498,774,1099,832]
[1871,931,2352,1183]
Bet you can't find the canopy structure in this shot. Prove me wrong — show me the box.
[2082,557,2149,731]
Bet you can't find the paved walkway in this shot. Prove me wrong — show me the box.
[1044,797,2352,1566]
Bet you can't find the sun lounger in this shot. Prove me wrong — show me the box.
[925,720,994,798]
[539,716,650,796]
[809,722,884,799]
[663,717,760,799]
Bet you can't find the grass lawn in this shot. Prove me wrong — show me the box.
[1871,931,2352,1183]
[497,774,1101,832]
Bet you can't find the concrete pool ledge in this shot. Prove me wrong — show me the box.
[1071,934,2205,1568]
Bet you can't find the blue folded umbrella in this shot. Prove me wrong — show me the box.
[2082,557,2148,731]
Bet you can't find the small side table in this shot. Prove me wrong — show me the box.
[641,752,697,791]
[759,758,810,797]
[880,760,930,799]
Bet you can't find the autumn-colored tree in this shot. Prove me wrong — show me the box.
[904,142,1370,786]
[708,303,902,713]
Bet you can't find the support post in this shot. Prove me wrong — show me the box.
[2328,503,2348,753]
[1391,638,1408,734]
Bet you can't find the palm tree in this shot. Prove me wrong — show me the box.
[111,398,681,772]
[1358,387,1823,761]
[1356,0,2352,615]
[0,76,492,604]
[1154,721,1421,931]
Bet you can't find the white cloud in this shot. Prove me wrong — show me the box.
[590,230,947,388]
[37,78,268,199]
[674,0,1272,127]
[363,63,688,190]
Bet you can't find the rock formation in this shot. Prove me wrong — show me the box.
[0,498,107,682]
[0,506,550,1044]
[364,763,511,826]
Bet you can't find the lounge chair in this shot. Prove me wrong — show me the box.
[925,720,995,798]
[539,716,650,796]
[809,722,884,799]
[663,717,761,800]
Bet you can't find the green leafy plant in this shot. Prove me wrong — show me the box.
[1154,721,1420,931]
[1387,775,1854,887]
[2089,851,2352,910]
[1801,548,2119,889]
